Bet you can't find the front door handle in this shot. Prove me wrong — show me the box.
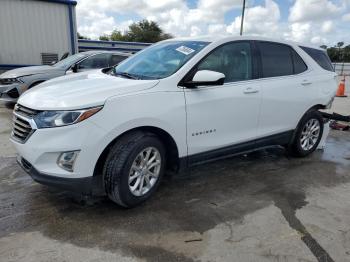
[243,87,259,94]
[301,80,312,86]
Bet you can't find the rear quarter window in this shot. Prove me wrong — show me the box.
[299,46,334,72]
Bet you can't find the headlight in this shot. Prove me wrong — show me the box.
[0,78,23,85]
[33,106,102,128]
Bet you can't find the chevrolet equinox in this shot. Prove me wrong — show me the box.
[11,36,337,207]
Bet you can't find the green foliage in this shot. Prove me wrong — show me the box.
[323,44,350,62]
[101,20,173,43]
[99,35,110,41]
[77,32,90,40]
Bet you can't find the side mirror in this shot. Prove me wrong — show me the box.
[183,70,225,88]
[71,63,79,73]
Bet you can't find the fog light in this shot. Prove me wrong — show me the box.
[57,151,80,172]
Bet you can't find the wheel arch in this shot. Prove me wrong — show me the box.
[28,80,46,89]
[93,126,181,177]
[289,104,325,146]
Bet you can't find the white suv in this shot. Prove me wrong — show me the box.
[11,36,337,207]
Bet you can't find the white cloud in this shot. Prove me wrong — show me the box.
[321,20,333,33]
[343,13,350,21]
[289,0,343,23]
[227,0,281,36]
[76,0,350,46]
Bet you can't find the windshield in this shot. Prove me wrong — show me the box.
[113,41,209,79]
[53,53,86,69]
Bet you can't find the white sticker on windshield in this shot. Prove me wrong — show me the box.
[176,46,195,55]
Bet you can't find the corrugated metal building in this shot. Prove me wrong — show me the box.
[0,0,77,71]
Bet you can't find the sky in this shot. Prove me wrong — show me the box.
[76,0,350,47]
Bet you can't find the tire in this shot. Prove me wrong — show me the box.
[103,131,166,208]
[288,110,324,157]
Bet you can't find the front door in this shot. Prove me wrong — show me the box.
[183,41,262,159]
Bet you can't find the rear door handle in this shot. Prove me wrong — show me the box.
[243,87,259,94]
[301,80,312,86]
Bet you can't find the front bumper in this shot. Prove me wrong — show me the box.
[17,155,104,195]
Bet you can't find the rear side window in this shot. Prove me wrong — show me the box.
[299,46,334,72]
[258,42,308,77]
[258,42,294,77]
[291,49,308,74]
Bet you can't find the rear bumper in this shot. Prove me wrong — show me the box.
[17,156,104,195]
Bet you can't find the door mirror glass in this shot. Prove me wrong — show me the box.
[183,70,225,88]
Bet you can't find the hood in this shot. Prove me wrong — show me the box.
[18,70,160,110]
[0,65,61,79]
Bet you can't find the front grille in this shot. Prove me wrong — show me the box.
[12,104,39,143]
[14,104,39,118]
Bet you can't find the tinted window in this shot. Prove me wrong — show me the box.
[300,46,334,72]
[79,53,109,69]
[258,42,293,77]
[197,42,252,83]
[291,49,308,74]
[110,55,127,66]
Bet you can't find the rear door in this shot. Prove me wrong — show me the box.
[256,41,311,138]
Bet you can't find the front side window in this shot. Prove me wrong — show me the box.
[110,55,127,67]
[79,53,110,69]
[52,53,86,69]
[114,41,209,79]
[197,42,253,83]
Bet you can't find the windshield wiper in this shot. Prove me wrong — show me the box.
[114,72,140,80]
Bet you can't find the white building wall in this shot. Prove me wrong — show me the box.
[0,0,76,66]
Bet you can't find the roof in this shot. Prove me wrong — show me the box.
[37,0,77,6]
[165,35,323,50]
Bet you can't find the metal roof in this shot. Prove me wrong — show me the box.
[36,0,77,6]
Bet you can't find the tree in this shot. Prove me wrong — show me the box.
[110,30,129,41]
[336,42,344,48]
[321,43,350,62]
[99,20,173,43]
[126,20,172,42]
[99,35,110,41]
[77,32,90,40]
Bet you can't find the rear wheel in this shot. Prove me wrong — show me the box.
[103,131,166,207]
[288,110,324,157]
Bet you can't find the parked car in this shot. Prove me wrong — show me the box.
[11,36,337,207]
[0,51,131,102]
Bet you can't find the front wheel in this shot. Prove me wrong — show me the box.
[288,110,324,157]
[103,131,166,208]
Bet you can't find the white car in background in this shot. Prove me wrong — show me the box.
[0,51,131,102]
[11,36,337,207]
